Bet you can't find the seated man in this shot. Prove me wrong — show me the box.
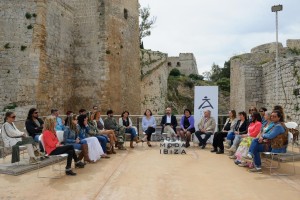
[160,107,177,139]
[51,109,65,131]
[244,110,288,173]
[25,108,44,153]
[104,110,126,150]
[195,110,216,149]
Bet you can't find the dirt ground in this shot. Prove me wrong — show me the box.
[0,143,299,200]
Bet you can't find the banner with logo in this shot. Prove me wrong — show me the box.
[193,86,218,131]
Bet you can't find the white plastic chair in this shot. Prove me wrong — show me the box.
[56,131,64,143]
[37,134,68,178]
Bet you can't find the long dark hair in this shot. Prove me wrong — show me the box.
[121,111,129,118]
[273,105,285,122]
[272,110,284,122]
[238,111,247,120]
[27,108,37,120]
[68,114,78,132]
[77,114,87,128]
[230,110,236,119]
[251,112,262,123]
[4,111,14,122]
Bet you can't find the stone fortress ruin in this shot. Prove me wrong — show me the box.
[230,39,300,123]
[167,53,198,76]
[0,0,141,117]
[0,0,199,118]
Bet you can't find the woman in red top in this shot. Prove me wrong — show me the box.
[228,112,262,158]
[43,116,84,176]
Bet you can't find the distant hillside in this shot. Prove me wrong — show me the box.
[166,75,230,115]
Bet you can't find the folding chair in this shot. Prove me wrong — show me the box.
[56,131,81,155]
[37,134,68,179]
[263,132,295,176]
[0,129,27,164]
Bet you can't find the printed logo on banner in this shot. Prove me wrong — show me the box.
[198,96,214,109]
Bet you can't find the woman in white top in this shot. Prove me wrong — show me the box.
[1,111,39,164]
[119,111,140,148]
[141,109,156,147]
[211,110,237,154]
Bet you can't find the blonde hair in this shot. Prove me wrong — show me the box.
[43,116,56,133]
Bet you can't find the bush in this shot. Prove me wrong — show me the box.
[184,79,194,89]
[25,12,32,19]
[216,78,230,92]
[169,68,181,76]
[189,73,204,80]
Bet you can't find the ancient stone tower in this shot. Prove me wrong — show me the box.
[0,0,141,117]
[230,40,300,123]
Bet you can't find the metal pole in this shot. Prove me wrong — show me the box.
[275,11,279,103]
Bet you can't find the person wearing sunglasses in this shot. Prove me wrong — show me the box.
[25,108,44,153]
[248,106,257,123]
[259,107,267,125]
[1,111,39,164]
[25,108,44,142]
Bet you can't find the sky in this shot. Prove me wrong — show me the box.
[139,0,300,74]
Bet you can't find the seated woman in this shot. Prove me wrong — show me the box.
[119,111,140,148]
[237,111,274,167]
[77,114,110,158]
[245,110,288,173]
[94,111,117,153]
[43,116,84,176]
[64,114,93,163]
[225,111,248,147]
[212,110,237,154]
[179,109,195,147]
[228,112,262,160]
[141,109,156,147]
[1,111,39,164]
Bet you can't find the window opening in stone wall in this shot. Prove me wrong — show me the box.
[167,62,172,67]
[176,62,181,67]
[124,8,128,19]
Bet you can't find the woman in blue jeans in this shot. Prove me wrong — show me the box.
[226,111,248,147]
[119,111,140,148]
[63,114,92,163]
[77,114,110,158]
[244,110,288,173]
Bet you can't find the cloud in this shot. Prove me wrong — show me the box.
[139,0,300,74]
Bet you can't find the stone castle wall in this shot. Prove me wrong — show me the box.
[0,0,140,120]
[231,40,300,123]
[167,53,198,75]
[287,39,300,50]
[0,0,39,120]
[104,0,141,114]
[141,50,168,114]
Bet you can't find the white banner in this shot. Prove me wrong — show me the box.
[193,86,218,131]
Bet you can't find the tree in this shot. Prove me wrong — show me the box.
[202,71,212,81]
[210,63,222,82]
[189,73,204,81]
[139,5,156,48]
[217,77,230,92]
[169,68,181,76]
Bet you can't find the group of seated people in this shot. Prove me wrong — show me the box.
[152,105,290,173]
[1,106,144,176]
[206,105,288,173]
[0,104,290,175]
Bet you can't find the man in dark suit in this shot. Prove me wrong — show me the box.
[160,107,177,138]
